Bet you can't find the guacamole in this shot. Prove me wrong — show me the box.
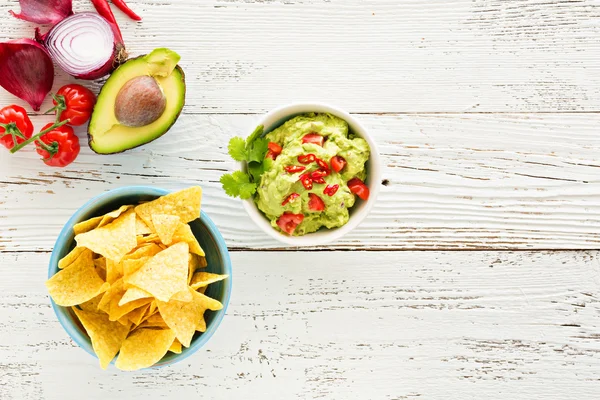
[255,113,370,236]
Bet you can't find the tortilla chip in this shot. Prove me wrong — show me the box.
[73,308,130,370]
[75,210,137,262]
[136,233,160,246]
[122,256,151,277]
[124,242,189,302]
[119,286,152,306]
[46,250,109,307]
[169,339,182,354]
[193,290,224,332]
[190,272,228,290]
[170,289,193,302]
[98,279,125,313]
[171,223,205,256]
[117,315,130,326]
[78,293,104,312]
[135,216,153,235]
[127,303,150,326]
[134,186,202,230]
[98,205,133,228]
[138,312,168,329]
[105,259,123,284]
[115,328,176,371]
[198,256,208,268]
[196,286,207,294]
[58,246,86,269]
[109,297,152,322]
[123,243,162,261]
[151,213,180,245]
[73,216,103,235]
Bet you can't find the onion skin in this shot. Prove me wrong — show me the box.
[0,39,54,111]
[36,13,127,81]
[10,0,73,25]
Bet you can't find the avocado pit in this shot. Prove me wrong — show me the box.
[114,76,166,127]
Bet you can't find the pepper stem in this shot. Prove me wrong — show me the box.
[10,119,69,154]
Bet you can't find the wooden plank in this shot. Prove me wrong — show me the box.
[1,113,599,251]
[0,0,598,113]
[0,251,598,399]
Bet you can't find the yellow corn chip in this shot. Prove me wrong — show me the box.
[190,272,228,290]
[194,291,224,332]
[58,246,86,269]
[171,223,205,256]
[127,303,150,326]
[196,286,207,294]
[73,216,103,235]
[124,242,189,302]
[123,243,162,261]
[151,213,180,245]
[168,339,182,354]
[134,186,202,230]
[72,308,130,370]
[138,312,168,329]
[136,233,160,246]
[117,316,130,326]
[122,256,152,277]
[46,250,109,306]
[115,328,176,371]
[78,293,104,312]
[98,279,125,313]
[98,205,133,228]
[158,243,167,250]
[119,286,152,306]
[109,296,152,322]
[198,256,208,268]
[171,289,193,302]
[135,216,153,235]
[105,259,123,284]
[147,301,157,317]
[94,258,107,281]
[75,210,137,262]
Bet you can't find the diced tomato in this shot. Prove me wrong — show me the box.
[268,142,283,155]
[323,184,339,196]
[347,178,370,200]
[308,193,326,211]
[310,169,329,179]
[276,212,304,235]
[330,156,347,173]
[315,158,330,172]
[302,133,324,146]
[282,193,300,206]
[284,165,306,174]
[299,173,313,190]
[298,153,316,164]
[265,149,277,160]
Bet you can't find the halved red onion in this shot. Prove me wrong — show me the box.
[0,39,54,111]
[40,12,126,81]
[10,0,72,25]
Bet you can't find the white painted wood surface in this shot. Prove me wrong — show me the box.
[0,0,599,399]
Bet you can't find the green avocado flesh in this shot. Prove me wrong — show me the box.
[255,113,370,236]
[88,48,186,154]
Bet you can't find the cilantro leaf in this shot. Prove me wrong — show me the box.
[220,171,257,199]
[247,138,269,163]
[228,137,247,161]
[247,161,264,183]
[246,125,264,146]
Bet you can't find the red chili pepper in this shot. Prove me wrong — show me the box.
[323,184,339,196]
[111,0,142,21]
[0,105,34,150]
[299,173,313,190]
[35,123,80,167]
[268,141,283,155]
[298,153,316,164]
[91,0,123,38]
[316,158,330,172]
[284,165,306,174]
[50,84,97,126]
[310,169,329,179]
[312,177,326,184]
[330,156,347,173]
[265,149,276,160]
[281,193,300,206]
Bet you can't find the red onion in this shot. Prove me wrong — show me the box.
[38,12,126,81]
[0,39,54,111]
[10,0,73,25]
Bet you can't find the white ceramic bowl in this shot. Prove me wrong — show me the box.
[242,103,381,246]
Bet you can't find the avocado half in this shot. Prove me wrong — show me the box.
[88,48,186,154]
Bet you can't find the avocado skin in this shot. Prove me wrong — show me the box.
[87,64,186,155]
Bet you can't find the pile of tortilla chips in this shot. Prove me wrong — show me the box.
[46,187,228,371]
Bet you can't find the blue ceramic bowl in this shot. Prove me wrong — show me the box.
[48,186,232,369]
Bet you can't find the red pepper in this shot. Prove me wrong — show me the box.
[315,158,330,172]
[111,0,142,21]
[299,173,313,190]
[281,193,300,206]
[310,169,329,179]
[0,105,34,150]
[298,153,316,164]
[35,123,80,167]
[268,142,283,155]
[50,84,97,126]
[284,165,306,174]
[91,0,123,39]
[323,184,339,196]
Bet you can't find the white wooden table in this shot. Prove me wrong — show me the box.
[1,1,599,399]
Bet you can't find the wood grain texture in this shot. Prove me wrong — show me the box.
[0,251,599,399]
[0,0,599,113]
[1,113,599,251]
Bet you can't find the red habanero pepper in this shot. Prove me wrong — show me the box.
[35,123,80,167]
[0,105,33,150]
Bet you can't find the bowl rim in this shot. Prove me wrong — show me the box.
[241,102,381,246]
[48,185,232,369]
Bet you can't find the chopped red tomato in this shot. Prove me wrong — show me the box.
[299,173,313,190]
[297,153,316,164]
[284,165,306,174]
[323,184,339,196]
[348,177,370,200]
[276,212,304,235]
[265,150,277,160]
[315,158,330,172]
[302,133,324,146]
[330,156,347,173]
[281,193,300,206]
[268,141,283,155]
[308,193,325,211]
